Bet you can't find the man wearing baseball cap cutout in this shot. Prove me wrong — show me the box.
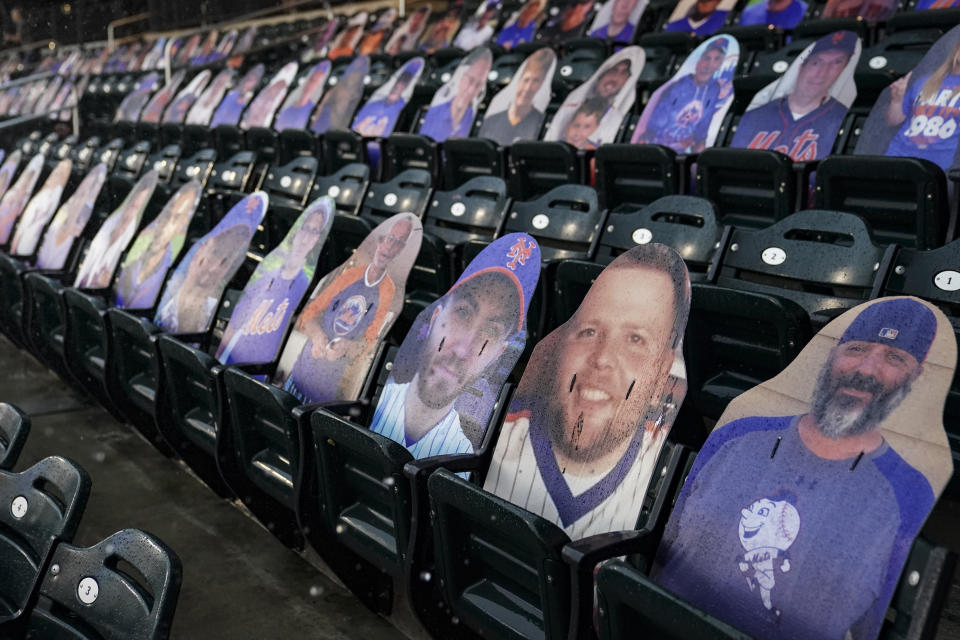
[370,233,541,459]
[655,298,943,639]
[731,30,858,162]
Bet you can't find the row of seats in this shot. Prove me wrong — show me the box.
[0,403,181,639]
[0,137,955,639]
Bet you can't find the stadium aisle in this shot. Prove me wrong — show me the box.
[0,336,399,640]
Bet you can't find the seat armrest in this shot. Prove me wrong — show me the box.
[403,453,486,480]
[563,528,660,640]
[226,360,277,376]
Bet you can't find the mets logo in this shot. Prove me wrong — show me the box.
[506,237,534,270]
[333,294,368,336]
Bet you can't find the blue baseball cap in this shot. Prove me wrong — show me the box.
[808,30,858,59]
[839,298,937,364]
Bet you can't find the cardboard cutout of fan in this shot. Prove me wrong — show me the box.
[484,243,691,539]
[731,31,860,162]
[274,212,423,404]
[114,181,203,309]
[371,232,541,458]
[654,296,955,640]
[632,35,738,153]
[216,196,335,366]
[153,191,268,334]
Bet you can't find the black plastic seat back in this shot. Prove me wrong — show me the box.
[260,155,319,209]
[382,133,441,181]
[505,183,603,261]
[144,144,182,184]
[170,149,216,190]
[321,129,366,173]
[424,175,510,247]
[697,147,796,228]
[595,144,680,211]
[596,195,723,279]
[0,403,29,471]
[428,469,572,640]
[309,162,371,217]
[112,141,152,183]
[71,136,102,173]
[508,141,584,201]
[815,155,948,250]
[717,209,889,326]
[553,38,609,94]
[359,168,433,224]
[683,283,812,423]
[209,150,257,196]
[488,48,532,91]
[442,138,506,186]
[0,456,91,622]
[28,529,182,640]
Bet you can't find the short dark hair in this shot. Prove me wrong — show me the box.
[573,96,608,121]
[608,243,690,350]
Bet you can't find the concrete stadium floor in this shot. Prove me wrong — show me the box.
[0,336,399,640]
[1,332,958,639]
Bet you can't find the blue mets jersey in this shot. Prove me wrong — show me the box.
[731,96,848,161]
[885,72,960,172]
[654,415,933,640]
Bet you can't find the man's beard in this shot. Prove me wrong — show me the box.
[811,366,912,440]
[415,354,470,410]
[547,399,645,466]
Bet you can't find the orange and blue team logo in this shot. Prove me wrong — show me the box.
[506,235,535,270]
[333,294,369,336]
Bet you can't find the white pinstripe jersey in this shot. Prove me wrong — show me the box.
[370,379,474,459]
[483,415,666,539]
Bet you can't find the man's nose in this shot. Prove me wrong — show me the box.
[445,330,478,358]
[855,349,886,377]
[588,338,615,368]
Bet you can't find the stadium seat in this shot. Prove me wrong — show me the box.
[299,232,539,614]
[104,192,265,446]
[308,161,370,217]
[381,133,441,182]
[814,155,950,249]
[442,137,507,186]
[154,199,334,497]
[680,283,812,433]
[0,456,91,625]
[594,195,725,279]
[24,529,182,640]
[696,148,797,228]
[553,37,610,94]
[502,183,603,261]
[61,181,202,420]
[716,209,891,327]
[0,402,29,470]
[216,213,422,549]
[508,141,585,200]
[423,441,689,640]
[595,143,681,211]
